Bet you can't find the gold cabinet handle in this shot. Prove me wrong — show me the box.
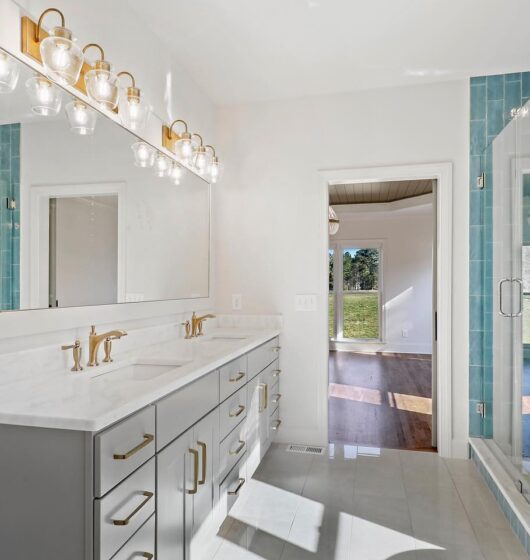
[187,448,199,495]
[229,372,245,382]
[272,346,281,352]
[113,434,154,460]
[258,383,266,413]
[272,393,282,404]
[141,554,154,559]
[272,419,282,431]
[197,441,207,485]
[272,369,281,378]
[228,478,246,496]
[229,404,246,418]
[229,440,246,456]
[112,491,153,526]
[264,383,269,410]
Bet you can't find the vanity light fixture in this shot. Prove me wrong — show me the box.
[117,71,149,132]
[66,99,97,135]
[154,152,171,178]
[132,142,156,168]
[191,133,208,174]
[163,119,194,163]
[83,43,119,110]
[206,145,221,183]
[169,162,184,185]
[25,75,62,116]
[0,51,20,93]
[328,206,340,235]
[22,8,84,86]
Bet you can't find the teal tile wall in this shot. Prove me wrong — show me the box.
[470,73,530,437]
[0,123,20,310]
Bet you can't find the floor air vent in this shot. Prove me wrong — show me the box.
[286,444,326,455]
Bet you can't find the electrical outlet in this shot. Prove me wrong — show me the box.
[232,294,242,310]
[402,329,409,338]
[296,294,317,311]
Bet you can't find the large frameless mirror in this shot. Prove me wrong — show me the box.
[0,49,210,312]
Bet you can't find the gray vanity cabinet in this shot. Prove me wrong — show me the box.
[157,408,220,560]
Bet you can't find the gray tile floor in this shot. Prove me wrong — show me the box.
[212,444,528,559]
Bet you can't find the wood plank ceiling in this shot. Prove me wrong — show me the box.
[329,179,433,205]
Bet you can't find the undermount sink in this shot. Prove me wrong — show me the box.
[91,361,186,382]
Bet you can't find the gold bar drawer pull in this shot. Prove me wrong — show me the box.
[187,448,199,495]
[272,346,281,352]
[272,369,281,378]
[229,404,245,418]
[272,419,282,431]
[229,372,245,382]
[228,478,246,496]
[272,393,282,404]
[113,434,154,460]
[112,491,153,526]
[141,554,154,559]
[229,440,246,456]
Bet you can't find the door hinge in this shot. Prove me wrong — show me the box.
[6,198,16,210]
[434,311,438,342]
[476,402,486,418]
[477,173,485,190]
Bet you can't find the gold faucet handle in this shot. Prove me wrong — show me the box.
[181,320,191,339]
[61,340,83,372]
[103,337,113,363]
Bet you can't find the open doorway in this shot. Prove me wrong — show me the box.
[328,178,437,451]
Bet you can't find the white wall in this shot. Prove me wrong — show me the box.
[331,201,433,354]
[214,81,470,457]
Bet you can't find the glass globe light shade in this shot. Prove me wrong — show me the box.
[118,88,149,132]
[40,27,83,86]
[154,153,170,178]
[66,100,97,135]
[193,146,208,174]
[25,76,62,116]
[170,162,184,185]
[328,206,340,235]
[131,142,155,168]
[175,132,194,163]
[208,157,222,184]
[85,63,119,110]
[0,51,20,93]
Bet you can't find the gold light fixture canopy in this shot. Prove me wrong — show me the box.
[83,43,119,110]
[164,119,194,163]
[34,8,84,86]
[117,71,149,132]
[0,51,20,93]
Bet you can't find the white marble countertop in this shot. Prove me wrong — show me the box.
[0,327,280,432]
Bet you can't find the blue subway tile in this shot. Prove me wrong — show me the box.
[471,120,486,156]
[487,75,504,100]
[505,79,522,117]
[487,99,505,136]
[471,84,487,121]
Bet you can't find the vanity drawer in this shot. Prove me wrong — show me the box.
[270,406,281,433]
[157,370,219,450]
[219,356,248,401]
[219,384,247,441]
[94,457,156,560]
[219,454,247,522]
[95,406,156,497]
[247,337,280,379]
[112,514,155,560]
[219,420,247,482]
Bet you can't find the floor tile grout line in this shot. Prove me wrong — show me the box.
[398,449,423,557]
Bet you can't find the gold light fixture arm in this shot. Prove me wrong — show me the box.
[168,119,189,138]
[192,133,204,147]
[35,8,65,42]
[117,71,136,88]
[82,43,105,62]
[205,144,216,157]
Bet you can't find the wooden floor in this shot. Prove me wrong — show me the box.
[328,351,435,451]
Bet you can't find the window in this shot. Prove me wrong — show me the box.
[329,241,383,341]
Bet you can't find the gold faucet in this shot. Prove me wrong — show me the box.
[87,325,128,366]
[61,339,83,372]
[191,312,216,337]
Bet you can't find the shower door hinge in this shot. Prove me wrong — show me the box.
[476,402,486,418]
[477,173,485,190]
[5,198,16,210]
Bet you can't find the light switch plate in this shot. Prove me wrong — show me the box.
[232,294,242,310]
[296,294,317,311]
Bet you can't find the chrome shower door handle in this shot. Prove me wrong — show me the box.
[513,278,523,317]
[499,278,512,317]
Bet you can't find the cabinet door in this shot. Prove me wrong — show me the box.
[157,428,194,560]
[190,409,221,560]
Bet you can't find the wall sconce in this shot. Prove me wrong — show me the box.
[117,71,149,132]
[83,43,118,110]
[163,119,194,163]
[0,51,20,93]
[170,162,184,185]
[25,75,62,116]
[21,9,84,86]
[66,99,97,135]
[328,206,340,235]
[154,152,171,177]
[206,145,221,184]
[132,142,155,168]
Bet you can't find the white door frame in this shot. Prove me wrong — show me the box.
[319,162,453,457]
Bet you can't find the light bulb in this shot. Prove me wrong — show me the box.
[85,64,119,110]
[0,52,20,93]
[40,27,83,86]
[194,151,207,173]
[154,153,170,177]
[66,100,97,135]
[131,142,155,168]
[170,163,183,185]
[209,159,221,183]
[25,76,62,116]
[177,137,193,163]
[119,89,149,132]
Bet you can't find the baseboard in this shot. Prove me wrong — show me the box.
[330,340,432,354]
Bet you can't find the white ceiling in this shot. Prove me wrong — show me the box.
[130,0,530,105]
